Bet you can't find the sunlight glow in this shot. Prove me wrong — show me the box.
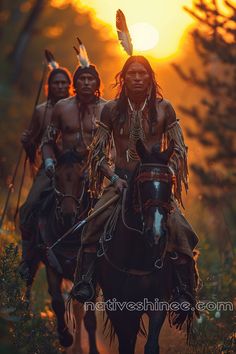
[129,22,159,51]
[51,0,231,59]
[71,0,196,59]
[50,0,197,58]
[52,0,236,59]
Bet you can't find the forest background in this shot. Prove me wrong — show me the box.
[0,1,235,353]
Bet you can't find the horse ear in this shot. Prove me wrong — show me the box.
[136,139,149,160]
[161,140,175,162]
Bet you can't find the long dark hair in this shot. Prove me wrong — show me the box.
[113,56,163,133]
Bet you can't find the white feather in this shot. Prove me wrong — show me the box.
[79,43,90,68]
[116,9,133,56]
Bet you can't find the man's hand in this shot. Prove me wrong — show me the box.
[44,158,55,178]
[113,178,128,194]
[21,130,32,146]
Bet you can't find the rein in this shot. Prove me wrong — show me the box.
[134,163,174,213]
[99,163,174,275]
[98,190,155,277]
[53,177,86,222]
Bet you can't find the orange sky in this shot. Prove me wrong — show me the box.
[51,0,197,60]
[50,0,232,60]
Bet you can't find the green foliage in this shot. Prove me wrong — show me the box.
[173,2,236,351]
[0,243,62,354]
[180,215,236,353]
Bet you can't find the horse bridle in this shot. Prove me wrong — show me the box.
[54,179,86,222]
[135,163,175,213]
[98,163,177,275]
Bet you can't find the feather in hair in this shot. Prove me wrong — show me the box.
[44,49,59,70]
[73,37,90,68]
[116,9,133,56]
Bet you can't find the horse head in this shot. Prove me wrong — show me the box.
[135,139,175,268]
[54,150,87,229]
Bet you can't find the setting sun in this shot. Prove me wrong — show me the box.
[51,0,197,59]
[129,22,159,51]
[51,0,232,59]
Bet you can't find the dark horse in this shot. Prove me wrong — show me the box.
[32,150,100,353]
[97,140,191,354]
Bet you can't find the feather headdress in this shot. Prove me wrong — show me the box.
[73,37,90,68]
[116,9,133,56]
[44,49,59,71]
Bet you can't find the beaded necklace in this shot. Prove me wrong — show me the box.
[76,97,97,149]
[126,97,147,162]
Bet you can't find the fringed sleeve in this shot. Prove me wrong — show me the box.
[40,124,60,150]
[163,119,188,207]
[88,121,113,199]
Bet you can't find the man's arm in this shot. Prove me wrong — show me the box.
[88,102,127,198]
[21,107,41,163]
[41,102,61,176]
[164,102,188,207]
[41,103,61,159]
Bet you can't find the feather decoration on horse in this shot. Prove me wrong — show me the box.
[73,37,90,68]
[116,9,133,56]
[44,49,59,71]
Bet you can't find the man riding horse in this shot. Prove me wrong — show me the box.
[72,54,199,328]
[41,42,107,178]
[19,52,72,279]
[38,42,106,350]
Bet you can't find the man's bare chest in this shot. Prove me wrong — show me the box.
[60,106,97,135]
[113,116,165,145]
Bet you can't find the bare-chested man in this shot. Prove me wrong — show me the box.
[41,63,107,178]
[19,67,72,279]
[72,56,199,326]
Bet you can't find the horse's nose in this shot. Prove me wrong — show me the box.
[145,224,166,248]
[145,227,159,247]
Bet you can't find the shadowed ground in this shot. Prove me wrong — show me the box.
[68,311,187,354]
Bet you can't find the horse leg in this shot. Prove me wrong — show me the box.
[46,266,73,348]
[144,310,166,354]
[67,300,84,354]
[84,308,99,354]
[110,312,140,354]
[24,257,40,306]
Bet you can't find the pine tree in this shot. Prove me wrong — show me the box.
[173,0,236,261]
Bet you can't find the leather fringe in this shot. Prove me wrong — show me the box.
[163,120,188,207]
[88,121,112,198]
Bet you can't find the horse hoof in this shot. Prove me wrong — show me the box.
[58,327,73,347]
[18,262,31,282]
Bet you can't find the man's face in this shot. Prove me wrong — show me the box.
[124,62,150,95]
[76,73,98,97]
[50,73,70,100]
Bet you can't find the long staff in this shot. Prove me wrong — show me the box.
[46,194,120,273]
[0,61,47,229]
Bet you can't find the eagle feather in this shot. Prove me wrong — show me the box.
[116,9,133,56]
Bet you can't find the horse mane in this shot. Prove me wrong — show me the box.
[57,150,84,167]
[126,163,140,210]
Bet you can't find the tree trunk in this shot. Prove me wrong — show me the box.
[8,0,45,83]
